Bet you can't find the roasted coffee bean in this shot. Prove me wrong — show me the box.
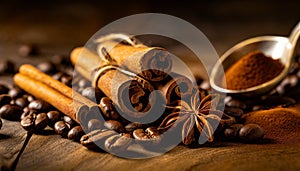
[261,96,296,108]
[35,113,48,130]
[81,87,96,100]
[63,115,76,128]
[0,104,23,121]
[104,133,132,152]
[8,87,24,99]
[15,97,29,108]
[125,122,147,133]
[0,94,12,107]
[61,75,72,86]
[37,61,56,74]
[78,79,90,88]
[99,97,119,120]
[28,99,51,112]
[52,72,65,81]
[0,84,9,94]
[54,121,69,137]
[239,124,264,142]
[52,54,69,65]
[22,94,35,102]
[133,127,161,143]
[20,112,36,131]
[0,60,15,75]
[18,44,38,57]
[224,107,244,119]
[23,106,31,113]
[68,126,84,141]
[80,129,117,150]
[47,111,61,128]
[104,120,125,133]
[20,109,37,120]
[0,118,2,129]
[225,98,247,110]
[88,119,103,132]
[224,124,243,139]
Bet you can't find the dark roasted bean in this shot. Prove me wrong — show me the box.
[88,119,103,132]
[0,60,15,74]
[0,118,2,129]
[63,115,76,128]
[20,109,37,120]
[52,72,65,81]
[47,111,61,128]
[35,113,48,130]
[54,121,69,137]
[80,129,116,150]
[288,75,299,87]
[15,97,29,108]
[37,61,56,74]
[61,75,72,86]
[224,124,243,139]
[0,84,9,94]
[104,120,125,133]
[20,112,36,131]
[105,133,132,152]
[78,79,90,88]
[81,87,96,101]
[0,94,12,107]
[125,122,147,133]
[23,95,35,102]
[262,96,296,108]
[224,107,244,119]
[28,99,51,112]
[0,104,23,121]
[8,87,24,99]
[225,98,247,110]
[239,124,264,142]
[133,127,161,143]
[68,126,84,141]
[18,44,38,57]
[99,97,119,120]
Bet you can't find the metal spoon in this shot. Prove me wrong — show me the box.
[210,21,300,96]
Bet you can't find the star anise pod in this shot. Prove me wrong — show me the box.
[158,89,235,145]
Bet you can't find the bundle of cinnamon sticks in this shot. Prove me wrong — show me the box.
[70,38,195,120]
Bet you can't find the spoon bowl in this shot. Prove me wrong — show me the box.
[210,22,300,97]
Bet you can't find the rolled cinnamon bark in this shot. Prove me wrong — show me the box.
[71,47,165,120]
[154,73,194,104]
[95,40,173,82]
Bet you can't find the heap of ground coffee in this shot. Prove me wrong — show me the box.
[225,51,284,90]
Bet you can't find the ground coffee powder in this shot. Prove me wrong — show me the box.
[225,51,284,90]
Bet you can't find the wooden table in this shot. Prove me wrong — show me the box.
[0,1,299,170]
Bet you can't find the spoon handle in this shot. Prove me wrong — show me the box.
[289,21,300,49]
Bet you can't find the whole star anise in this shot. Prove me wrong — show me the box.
[158,89,235,145]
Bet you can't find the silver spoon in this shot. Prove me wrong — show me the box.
[210,21,300,96]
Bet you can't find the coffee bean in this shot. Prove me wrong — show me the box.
[63,115,76,128]
[0,104,23,121]
[0,94,12,107]
[125,122,147,133]
[81,87,96,101]
[54,121,69,137]
[37,61,56,74]
[35,113,48,130]
[224,107,244,119]
[47,111,61,128]
[0,84,9,94]
[22,94,35,102]
[104,133,132,152]
[78,79,90,88]
[88,119,103,132]
[15,97,29,108]
[133,127,161,143]
[0,60,15,74]
[104,120,125,133]
[52,72,65,81]
[80,129,117,150]
[261,96,296,108]
[99,97,119,120]
[18,44,38,57]
[224,124,243,139]
[68,126,84,141]
[0,118,2,129]
[225,98,247,110]
[20,112,36,131]
[61,75,72,86]
[239,124,264,142]
[20,109,37,120]
[8,87,24,99]
[288,75,299,87]
[28,99,51,112]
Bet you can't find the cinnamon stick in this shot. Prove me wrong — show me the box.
[71,47,165,119]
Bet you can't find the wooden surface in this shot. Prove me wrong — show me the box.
[0,1,300,170]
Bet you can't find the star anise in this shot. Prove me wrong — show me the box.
[158,89,235,145]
